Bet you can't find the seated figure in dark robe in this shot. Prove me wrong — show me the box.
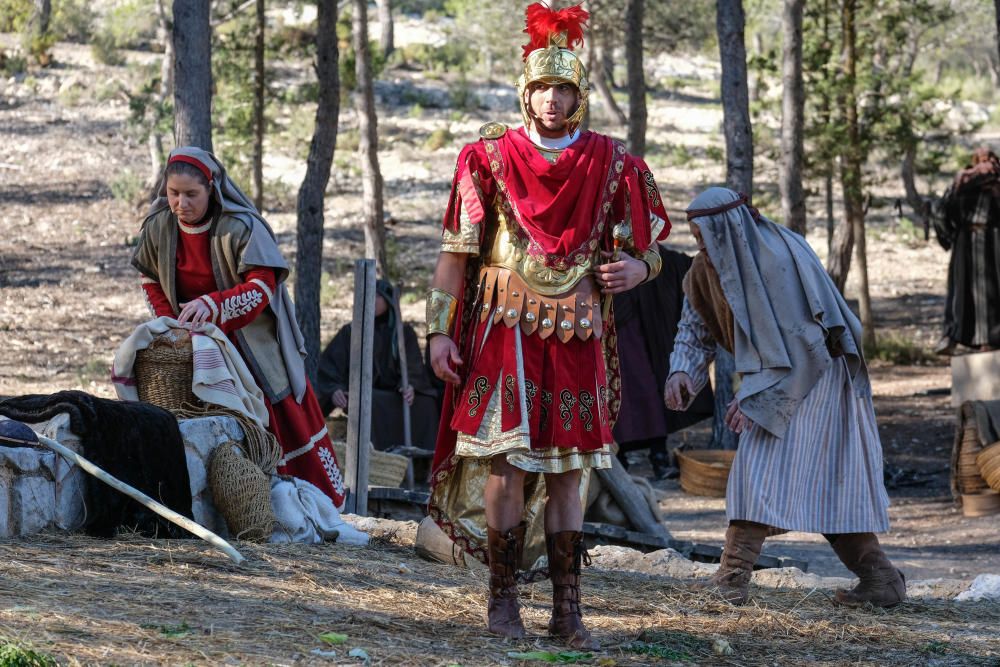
[934,147,1000,354]
[317,279,440,451]
[612,245,713,479]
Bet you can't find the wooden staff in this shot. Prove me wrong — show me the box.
[35,433,246,565]
[392,284,415,489]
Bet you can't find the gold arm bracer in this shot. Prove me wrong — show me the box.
[639,246,662,283]
[426,288,458,338]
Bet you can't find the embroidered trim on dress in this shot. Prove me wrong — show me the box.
[220,288,264,323]
[200,295,220,323]
[250,278,274,302]
[278,425,329,465]
[178,219,212,234]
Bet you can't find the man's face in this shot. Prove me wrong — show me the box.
[689,222,707,253]
[527,81,579,138]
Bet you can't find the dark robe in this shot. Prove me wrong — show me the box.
[316,314,439,450]
[934,171,1000,348]
[612,245,713,451]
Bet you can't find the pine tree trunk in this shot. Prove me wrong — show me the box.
[995,0,1000,74]
[353,0,388,274]
[592,40,627,126]
[779,0,806,235]
[146,0,173,191]
[716,0,753,195]
[825,171,835,256]
[295,0,340,383]
[32,0,51,37]
[624,0,646,156]
[172,0,213,151]
[901,143,930,237]
[377,0,394,57]
[252,0,265,211]
[836,0,875,348]
[713,0,753,451]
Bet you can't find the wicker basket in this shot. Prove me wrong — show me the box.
[134,331,200,412]
[952,403,990,496]
[976,441,1000,492]
[332,440,408,488]
[676,449,736,498]
[961,490,1000,517]
[209,441,275,541]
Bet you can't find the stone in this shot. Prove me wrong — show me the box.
[186,449,207,497]
[0,481,10,536]
[54,456,85,531]
[179,416,244,461]
[12,476,55,535]
[951,350,1000,407]
[0,446,55,476]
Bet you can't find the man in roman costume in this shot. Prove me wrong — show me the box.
[424,3,670,648]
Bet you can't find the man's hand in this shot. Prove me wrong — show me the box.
[597,251,648,294]
[724,397,752,434]
[430,334,463,384]
[178,299,212,325]
[332,389,349,410]
[664,372,695,411]
[400,384,415,406]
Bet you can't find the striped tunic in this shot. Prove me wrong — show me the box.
[670,300,891,534]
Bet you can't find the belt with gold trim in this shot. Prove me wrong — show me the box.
[477,266,602,342]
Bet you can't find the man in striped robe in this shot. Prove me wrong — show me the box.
[664,187,906,609]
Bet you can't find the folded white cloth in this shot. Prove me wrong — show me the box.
[113,317,269,427]
[269,475,369,545]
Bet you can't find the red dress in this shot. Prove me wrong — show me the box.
[142,219,346,507]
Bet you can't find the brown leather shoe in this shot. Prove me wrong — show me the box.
[546,531,599,650]
[696,521,768,604]
[826,533,907,609]
[487,523,527,639]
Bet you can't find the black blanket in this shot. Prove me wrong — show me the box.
[0,390,193,538]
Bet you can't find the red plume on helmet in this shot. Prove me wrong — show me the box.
[521,3,589,60]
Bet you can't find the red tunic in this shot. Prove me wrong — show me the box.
[142,221,346,507]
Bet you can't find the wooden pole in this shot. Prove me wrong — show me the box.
[392,285,414,489]
[35,433,245,565]
[345,259,376,514]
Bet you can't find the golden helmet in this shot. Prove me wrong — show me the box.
[516,3,590,135]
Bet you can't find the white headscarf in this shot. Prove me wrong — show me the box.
[686,187,868,438]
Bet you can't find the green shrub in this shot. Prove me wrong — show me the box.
[0,50,27,77]
[90,32,125,66]
[110,169,144,204]
[864,333,935,365]
[424,127,454,151]
[0,638,56,667]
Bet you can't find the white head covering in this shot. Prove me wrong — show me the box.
[686,187,868,438]
[151,146,309,402]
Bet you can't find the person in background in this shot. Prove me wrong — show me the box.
[612,244,713,479]
[934,146,1000,355]
[316,279,439,451]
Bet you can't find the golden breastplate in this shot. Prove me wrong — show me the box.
[482,204,598,296]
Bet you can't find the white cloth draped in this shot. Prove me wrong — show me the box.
[112,317,269,427]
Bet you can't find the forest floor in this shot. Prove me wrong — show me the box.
[1,36,999,665]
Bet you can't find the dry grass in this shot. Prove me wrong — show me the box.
[1,534,998,666]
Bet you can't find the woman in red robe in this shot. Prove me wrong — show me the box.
[132,147,346,507]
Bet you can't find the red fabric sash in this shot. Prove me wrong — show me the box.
[491,128,623,265]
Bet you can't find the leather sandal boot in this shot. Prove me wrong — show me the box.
[486,523,527,638]
[696,521,768,604]
[546,531,599,650]
[826,533,906,609]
